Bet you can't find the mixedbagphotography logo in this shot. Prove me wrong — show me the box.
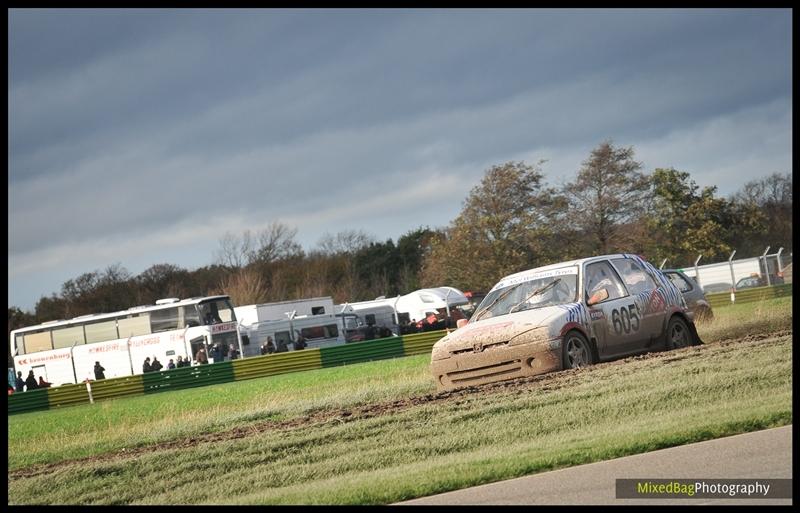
[616,479,792,499]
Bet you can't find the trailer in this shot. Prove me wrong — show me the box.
[234,297,345,354]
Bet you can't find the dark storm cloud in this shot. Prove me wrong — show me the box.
[8,8,792,310]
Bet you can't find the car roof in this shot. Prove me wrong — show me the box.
[497,253,642,282]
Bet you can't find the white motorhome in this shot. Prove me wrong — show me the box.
[234,297,345,354]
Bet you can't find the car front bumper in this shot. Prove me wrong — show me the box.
[431,342,561,391]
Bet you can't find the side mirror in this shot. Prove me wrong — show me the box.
[587,288,609,306]
[456,319,468,329]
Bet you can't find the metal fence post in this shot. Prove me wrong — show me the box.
[393,295,401,326]
[728,250,737,303]
[444,289,452,333]
[85,379,94,404]
[693,254,702,289]
[762,246,771,286]
[776,247,784,274]
[70,341,79,384]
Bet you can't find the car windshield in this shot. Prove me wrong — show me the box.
[472,267,578,321]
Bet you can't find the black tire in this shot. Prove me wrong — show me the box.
[665,315,692,350]
[562,331,594,369]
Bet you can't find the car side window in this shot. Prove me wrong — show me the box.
[584,261,627,303]
[666,272,692,293]
[610,258,657,296]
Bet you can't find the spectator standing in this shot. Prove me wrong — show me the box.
[211,343,222,363]
[38,376,52,388]
[293,332,307,351]
[275,339,289,353]
[221,343,230,361]
[195,347,208,364]
[167,359,176,370]
[143,357,152,373]
[25,370,38,391]
[94,361,106,380]
[151,357,163,372]
[228,343,240,360]
[15,371,25,393]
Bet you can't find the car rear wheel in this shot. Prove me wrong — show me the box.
[665,316,691,350]
[563,331,593,369]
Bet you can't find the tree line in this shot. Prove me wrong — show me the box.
[8,141,791,341]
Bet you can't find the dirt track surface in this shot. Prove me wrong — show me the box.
[8,329,791,481]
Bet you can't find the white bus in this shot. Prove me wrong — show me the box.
[10,295,243,386]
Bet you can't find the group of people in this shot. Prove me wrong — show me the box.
[11,370,51,393]
[209,342,241,362]
[259,333,307,355]
[142,355,192,373]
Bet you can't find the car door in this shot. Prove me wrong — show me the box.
[609,257,662,346]
[583,259,642,359]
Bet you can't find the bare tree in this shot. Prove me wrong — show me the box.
[316,229,375,255]
[254,221,303,263]
[220,267,269,306]
[214,230,255,268]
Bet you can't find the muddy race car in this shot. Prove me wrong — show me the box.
[430,254,702,391]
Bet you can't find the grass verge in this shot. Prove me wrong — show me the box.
[8,332,792,504]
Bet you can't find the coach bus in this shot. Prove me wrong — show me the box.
[9,295,243,386]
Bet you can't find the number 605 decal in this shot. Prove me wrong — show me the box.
[611,304,640,334]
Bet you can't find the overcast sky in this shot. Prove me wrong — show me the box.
[8,8,792,311]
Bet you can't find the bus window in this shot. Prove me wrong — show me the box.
[52,325,86,349]
[85,319,119,344]
[14,334,25,355]
[198,299,236,325]
[150,307,179,333]
[118,314,151,338]
[24,330,53,353]
[182,306,201,328]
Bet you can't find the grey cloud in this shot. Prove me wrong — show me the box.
[8,9,792,310]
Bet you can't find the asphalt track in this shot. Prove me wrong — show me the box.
[397,425,793,505]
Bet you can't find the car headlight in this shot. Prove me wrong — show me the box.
[508,326,552,347]
[431,340,450,361]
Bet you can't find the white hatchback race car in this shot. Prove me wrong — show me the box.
[431,254,702,391]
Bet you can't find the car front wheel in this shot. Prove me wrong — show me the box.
[563,331,593,369]
[665,316,691,350]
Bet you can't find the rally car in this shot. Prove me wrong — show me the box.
[430,254,702,391]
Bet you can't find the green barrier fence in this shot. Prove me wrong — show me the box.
[142,361,235,394]
[402,330,448,356]
[8,387,50,415]
[320,336,405,367]
[706,283,792,308]
[232,349,322,381]
[7,330,449,415]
